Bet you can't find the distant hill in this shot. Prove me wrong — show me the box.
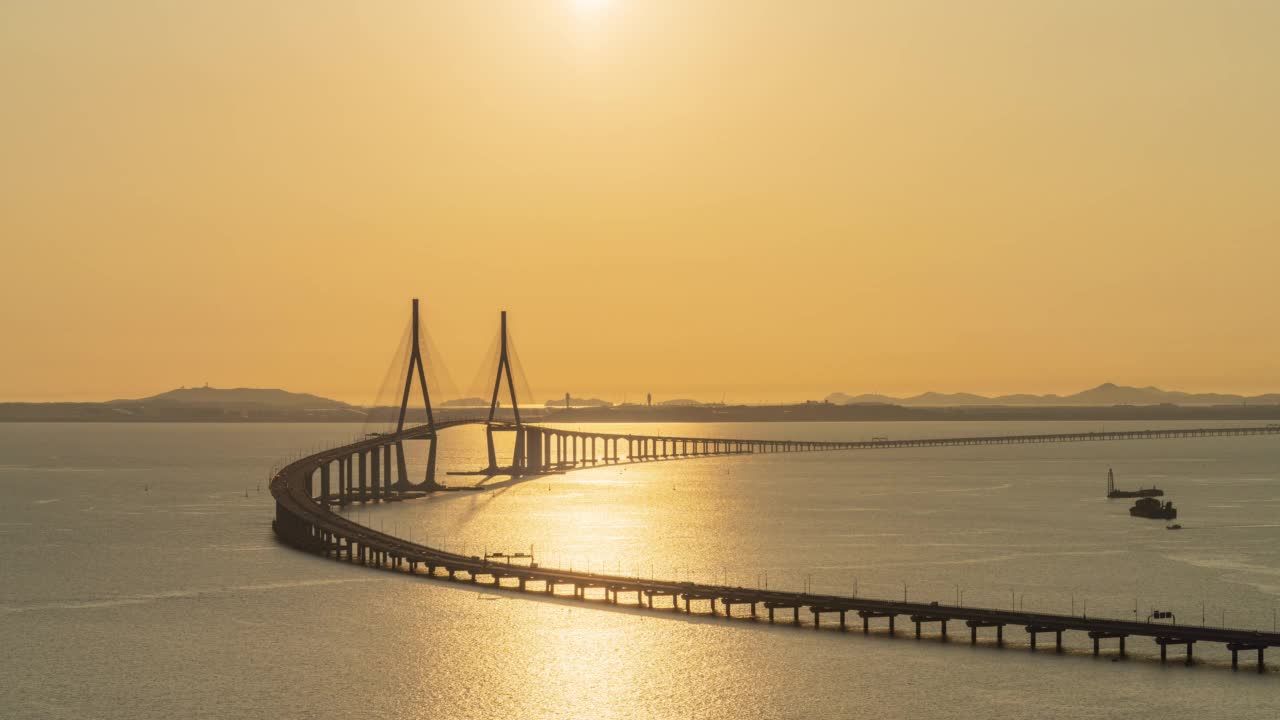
[0,386,363,422]
[119,386,350,409]
[826,383,1280,407]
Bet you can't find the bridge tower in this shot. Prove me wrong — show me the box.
[395,298,439,488]
[484,310,525,474]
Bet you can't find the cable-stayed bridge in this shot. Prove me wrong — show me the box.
[269,300,1280,672]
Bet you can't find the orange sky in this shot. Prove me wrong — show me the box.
[2,1,1278,404]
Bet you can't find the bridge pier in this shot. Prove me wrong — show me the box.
[524,428,543,474]
[320,464,331,505]
[1088,631,1128,657]
[382,444,393,499]
[390,443,405,491]
[357,450,367,500]
[1227,644,1266,672]
[911,615,949,639]
[859,610,897,635]
[966,620,1005,646]
[337,457,347,504]
[1025,625,1066,652]
[1156,638,1196,666]
[346,456,354,500]
[809,607,848,630]
[765,603,802,625]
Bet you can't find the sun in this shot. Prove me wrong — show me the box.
[571,0,612,15]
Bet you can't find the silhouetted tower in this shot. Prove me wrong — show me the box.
[484,311,524,472]
[395,298,438,487]
[565,392,571,410]
[647,392,652,407]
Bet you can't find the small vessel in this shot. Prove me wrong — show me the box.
[1106,468,1164,498]
[1166,523,1182,530]
[1130,497,1177,520]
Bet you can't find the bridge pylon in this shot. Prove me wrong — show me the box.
[394,298,439,489]
[484,310,525,474]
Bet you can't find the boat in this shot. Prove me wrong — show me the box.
[1166,524,1182,530]
[1106,468,1164,498]
[1130,497,1177,520]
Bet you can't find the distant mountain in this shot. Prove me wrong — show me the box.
[117,386,349,409]
[826,383,1280,407]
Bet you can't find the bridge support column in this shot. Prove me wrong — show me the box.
[391,440,407,489]
[381,445,391,497]
[526,428,543,473]
[485,427,497,471]
[320,464,331,505]
[1156,638,1196,666]
[426,436,439,486]
[358,451,367,500]
[1229,644,1266,672]
[337,459,347,504]
[346,456,354,500]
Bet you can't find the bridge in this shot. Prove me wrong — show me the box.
[270,300,1279,672]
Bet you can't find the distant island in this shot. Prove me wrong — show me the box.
[3,382,1279,423]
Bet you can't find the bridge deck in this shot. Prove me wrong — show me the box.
[269,420,1280,671]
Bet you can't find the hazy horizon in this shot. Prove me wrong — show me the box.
[4,1,1278,404]
[9,379,1280,408]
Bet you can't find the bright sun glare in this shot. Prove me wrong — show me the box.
[572,0,611,15]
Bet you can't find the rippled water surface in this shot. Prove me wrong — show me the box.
[2,421,1279,719]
